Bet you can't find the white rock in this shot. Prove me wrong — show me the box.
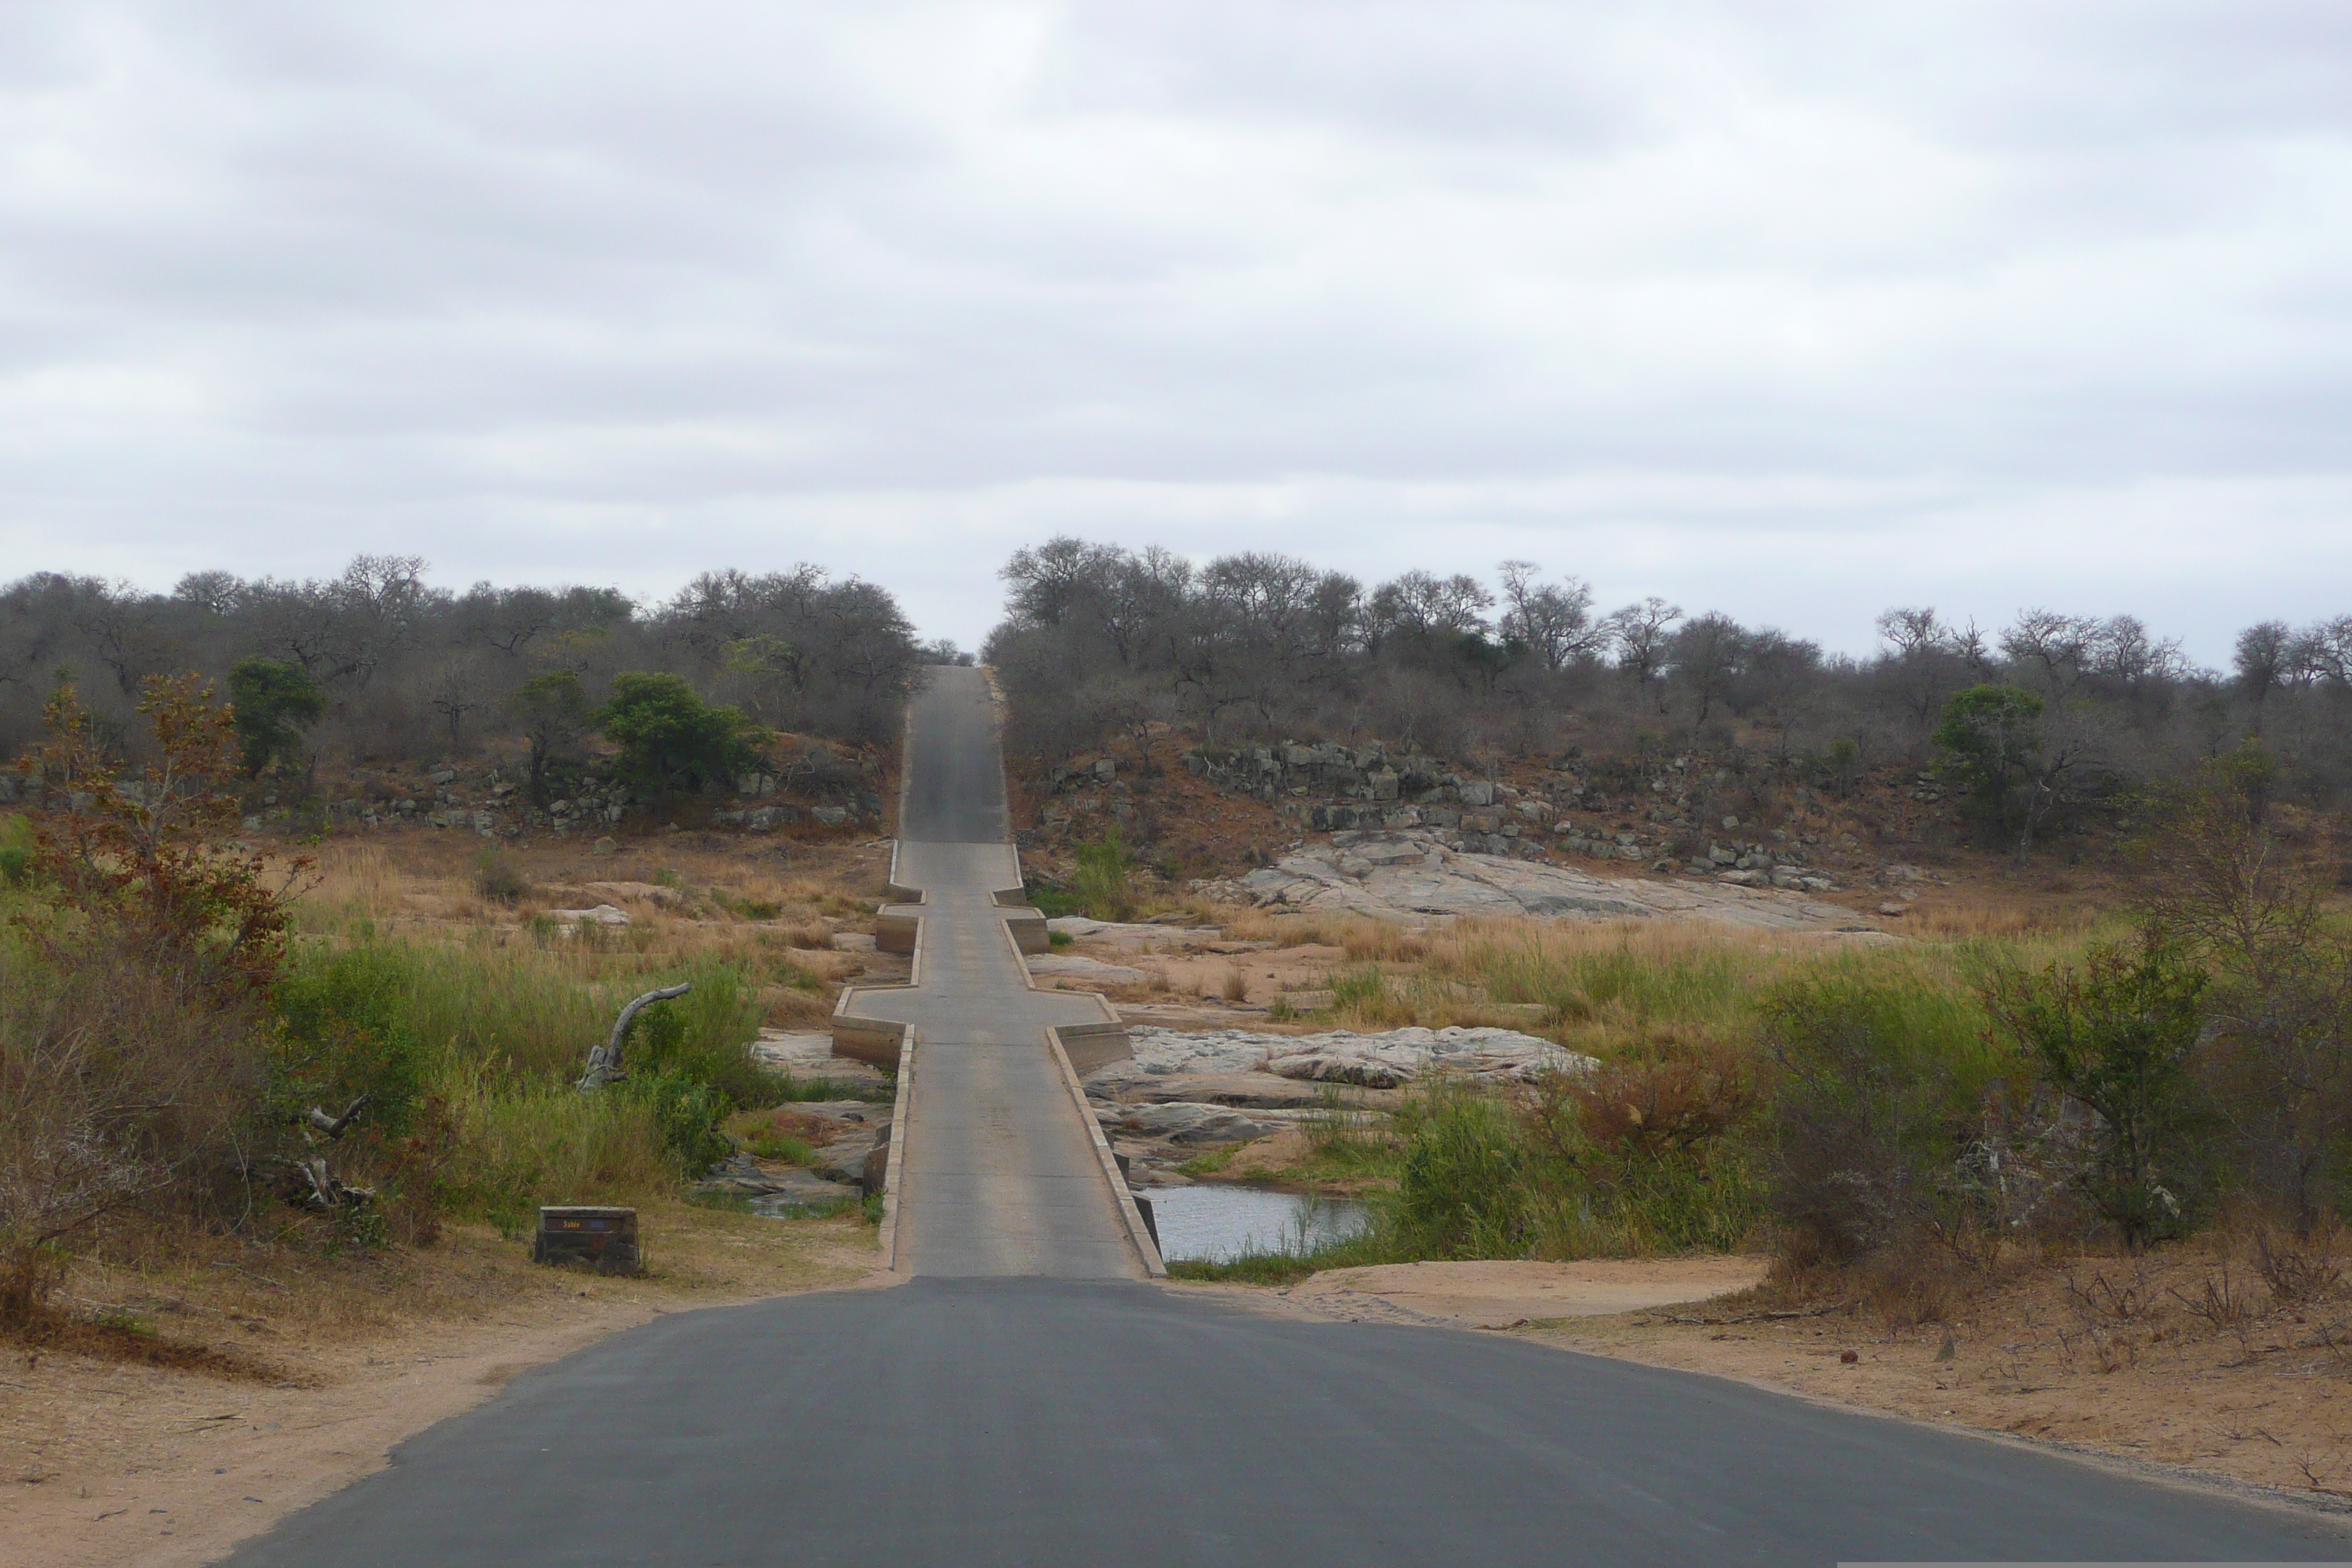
[1027,954,1149,985]
[1220,832,1857,932]
[547,903,630,926]
[1088,1025,1594,1094]
[1094,1102,1297,1144]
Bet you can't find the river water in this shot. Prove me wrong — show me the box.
[1136,1185,1370,1264]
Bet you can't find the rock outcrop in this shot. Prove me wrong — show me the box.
[1196,832,1863,931]
[1088,1025,1597,1096]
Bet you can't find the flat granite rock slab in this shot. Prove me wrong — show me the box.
[1213,834,1869,933]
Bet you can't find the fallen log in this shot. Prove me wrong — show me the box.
[576,983,693,1090]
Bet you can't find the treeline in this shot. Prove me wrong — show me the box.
[984,537,2352,853]
[0,556,924,773]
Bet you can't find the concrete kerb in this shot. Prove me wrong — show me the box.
[832,879,924,1069]
[1044,1022,1166,1280]
[991,900,1120,1026]
[990,885,1049,954]
[882,837,925,911]
[875,1026,916,1273]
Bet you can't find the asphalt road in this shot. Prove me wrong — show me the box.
[222,670,2352,1567]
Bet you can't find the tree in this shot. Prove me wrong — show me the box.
[2232,621,2293,733]
[1497,562,1603,672]
[1875,606,1969,744]
[1605,598,1683,710]
[426,655,489,753]
[1933,683,2098,862]
[595,672,765,804]
[1983,930,2209,1248]
[510,669,592,804]
[227,657,324,777]
[1667,612,1748,728]
[2136,747,2352,1234]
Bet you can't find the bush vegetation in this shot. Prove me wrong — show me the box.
[1176,751,2352,1310]
[987,536,2352,852]
[0,676,799,1330]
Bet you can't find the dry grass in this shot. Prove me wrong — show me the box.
[297,832,889,949]
[1170,900,2120,1060]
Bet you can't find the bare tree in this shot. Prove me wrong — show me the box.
[1605,597,1684,711]
[1498,562,1603,672]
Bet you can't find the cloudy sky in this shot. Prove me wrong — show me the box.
[1,2,2346,661]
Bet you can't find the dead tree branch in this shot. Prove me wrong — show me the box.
[577,984,693,1090]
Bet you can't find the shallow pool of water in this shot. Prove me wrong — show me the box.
[1135,1185,1369,1264]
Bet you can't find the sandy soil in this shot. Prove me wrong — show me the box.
[1529,1254,2352,1505]
[1191,1239,2352,1509]
[1289,1258,1768,1328]
[0,1214,890,1568]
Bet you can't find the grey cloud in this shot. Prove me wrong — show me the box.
[0,1,2345,663]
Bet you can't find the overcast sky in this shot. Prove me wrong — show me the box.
[2,3,2347,663]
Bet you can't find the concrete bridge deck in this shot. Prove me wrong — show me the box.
[841,666,1154,1279]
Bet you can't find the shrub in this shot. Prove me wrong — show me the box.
[472,848,529,906]
[1385,1088,1540,1259]
[0,936,268,1320]
[1983,927,2211,1248]
[1545,1035,1765,1254]
[1,676,299,1319]
[1068,832,1138,921]
[1758,970,2010,1264]
[271,942,431,1139]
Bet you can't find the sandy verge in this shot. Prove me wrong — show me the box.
[1174,1247,2352,1513]
[0,1216,891,1568]
[1172,1256,1763,1332]
[1290,1258,1768,1328]
[1534,1303,2352,1507]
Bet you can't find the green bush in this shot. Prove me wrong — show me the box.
[1068,832,1138,921]
[1983,929,2212,1247]
[1385,1088,1541,1259]
[0,814,31,888]
[1757,970,2011,1263]
[623,963,775,1112]
[227,657,324,777]
[271,942,431,1138]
